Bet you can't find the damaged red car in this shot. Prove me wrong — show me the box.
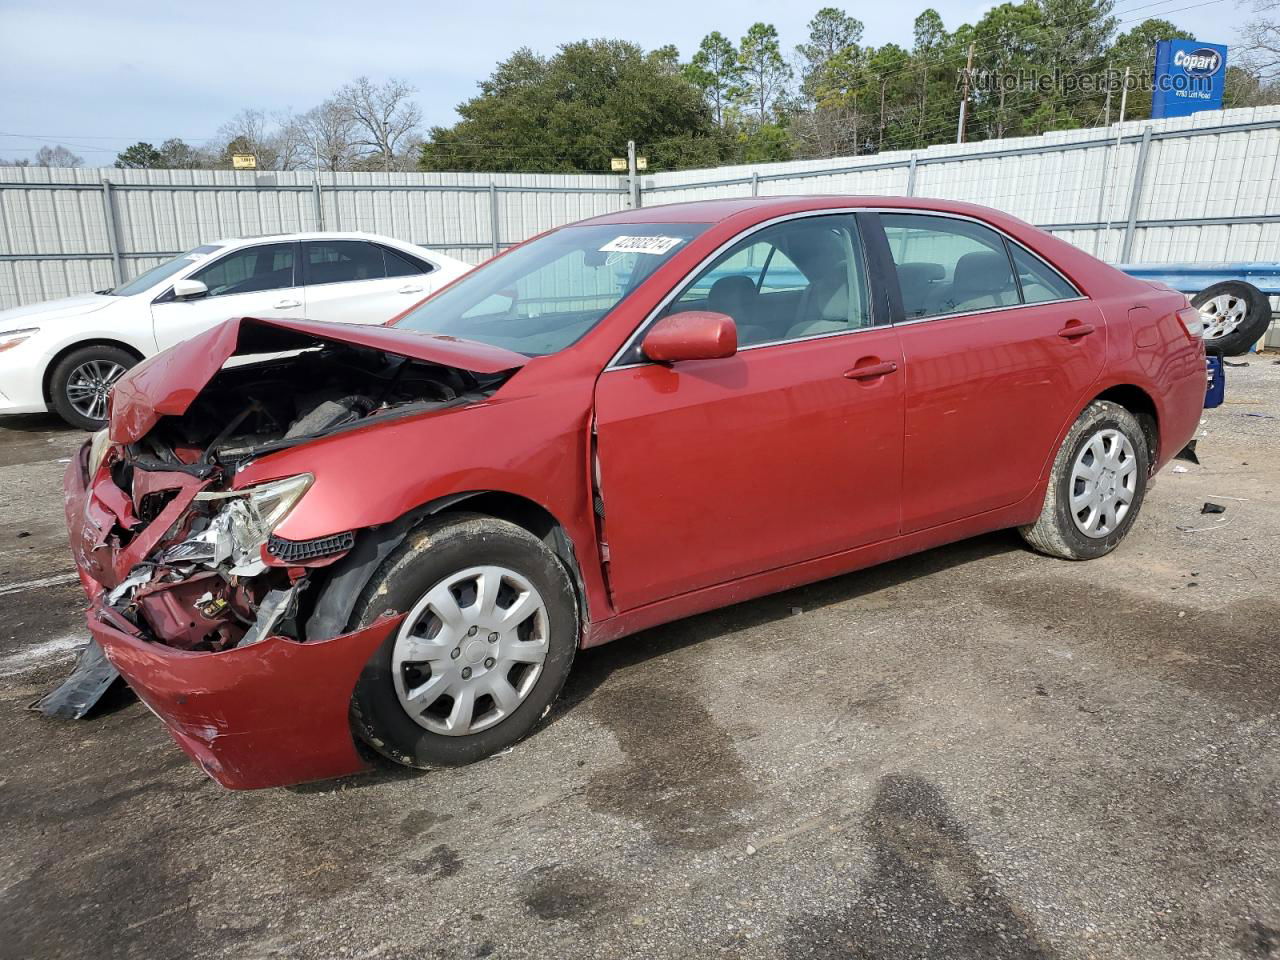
[59,197,1206,789]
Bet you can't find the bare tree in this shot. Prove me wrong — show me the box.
[34,145,84,167]
[298,99,359,171]
[1241,0,1280,81]
[335,77,423,172]
[272,110,309,171]
[216,109,280,168]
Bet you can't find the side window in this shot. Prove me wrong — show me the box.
[303,240,386,286]
[382,246,433,278]
[1010,245,1079,303]
[881,214,1018,319]
[666,215,870,347]
[189,243,295,298]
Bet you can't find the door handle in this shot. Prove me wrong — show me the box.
[1057,321,1095,340]
[843,360,899,380]
[398,285,423,295]
[274,299,301,309]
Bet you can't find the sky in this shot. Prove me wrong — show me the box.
[0,0,1246,165]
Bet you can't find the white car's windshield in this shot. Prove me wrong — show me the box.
[392,223,707,356]
[107,244,224,297]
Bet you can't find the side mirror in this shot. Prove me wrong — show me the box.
[641,311,737,364]
[172,278,208,301]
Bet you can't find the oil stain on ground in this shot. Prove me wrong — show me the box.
[580,678,756,851]
[784,774,1054,960]
[522,864,616,922]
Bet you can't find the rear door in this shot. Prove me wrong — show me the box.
[593,213,905,612]
[301,240,437,324]
[875,212,1106,533]
[150,241,301,352]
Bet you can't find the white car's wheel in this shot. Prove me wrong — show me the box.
[49,345,138,431]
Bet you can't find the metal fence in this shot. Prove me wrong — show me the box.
[0,169,628,309]
[3,104,1280,313]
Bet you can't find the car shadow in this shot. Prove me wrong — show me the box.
[557,530,1024,715]
[0,412,76,434]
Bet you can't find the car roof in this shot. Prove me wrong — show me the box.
[206,231,413,246]
[576,195,1019,227]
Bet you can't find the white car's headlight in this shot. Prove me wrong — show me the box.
[161,474,313,575]
[0,327,39,353]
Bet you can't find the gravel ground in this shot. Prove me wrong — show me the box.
[0,360,1277,960]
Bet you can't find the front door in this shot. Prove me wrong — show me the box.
[593,214,905,612]
[150,241,301,351]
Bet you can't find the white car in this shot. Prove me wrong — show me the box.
[0,232,471,429]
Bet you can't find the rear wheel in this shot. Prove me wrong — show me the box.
[1019,400,1150,560]
[49,344,137,430]
[1192,281,1272,356]
[349,513,578,768]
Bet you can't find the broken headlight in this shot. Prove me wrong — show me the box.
[159,473,313,576]
[86,428,112,477]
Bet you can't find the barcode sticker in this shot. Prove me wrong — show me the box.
[598,235,685,255]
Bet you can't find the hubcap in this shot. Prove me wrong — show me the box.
[392,565,550,736]
[1069,429,1137,538]
[65,360,126,421]
[1198,293,1248,340]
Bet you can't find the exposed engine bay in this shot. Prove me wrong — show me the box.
[79,338,512,655]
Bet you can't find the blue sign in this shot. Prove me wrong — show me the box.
[1152,39,1228,118]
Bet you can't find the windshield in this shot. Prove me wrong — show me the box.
[393,223,707,355]
[108,244,224,297]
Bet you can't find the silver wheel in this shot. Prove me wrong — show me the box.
[1198,292,1248,340]
[391,565,550,737]
[65,359,126,421]
[1069,428,1138,538]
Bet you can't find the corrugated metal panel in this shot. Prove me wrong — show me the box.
[4,106,1280,310]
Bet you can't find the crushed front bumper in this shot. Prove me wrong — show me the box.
[62,439,404,790]
[87,601,401,789]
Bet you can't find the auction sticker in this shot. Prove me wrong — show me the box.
[599,235,685,255]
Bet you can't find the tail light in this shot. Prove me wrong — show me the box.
[1176,305,1205,342]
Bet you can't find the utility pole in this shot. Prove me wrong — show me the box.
[956,43,975,144]
[627,139,640,209]
[1103,65,1112,127]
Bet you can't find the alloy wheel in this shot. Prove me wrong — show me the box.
[1198,292,1248,340]
[1069,428,1138,538]
[65,360,126,422]
[391,565,550,736]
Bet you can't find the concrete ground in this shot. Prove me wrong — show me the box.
[0,361,1277,960]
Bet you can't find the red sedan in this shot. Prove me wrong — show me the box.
[60,197,1206,788]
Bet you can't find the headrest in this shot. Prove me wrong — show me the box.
[951,251,1013,296]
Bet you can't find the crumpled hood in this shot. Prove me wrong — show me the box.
[109,315,529,444]
[0,293,116,328]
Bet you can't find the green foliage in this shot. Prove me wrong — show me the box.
[420,40,721,172]
[115,142,164,169]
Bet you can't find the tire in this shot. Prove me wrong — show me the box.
[1019,400,1150,561]
[49,344,139,431]
[349,513,578,769]
[1191,281,1272,356]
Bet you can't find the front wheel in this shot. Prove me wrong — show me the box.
[1019,400,1150,560]
[349,513,578,769]
[49,344,138,430]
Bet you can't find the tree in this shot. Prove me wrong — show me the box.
[1105,19,1192,120]
[1241,0,1280,82]
[34,145,83,167]
[797,8,864,103]
[737,23,793,124]
[115,142,164,169]
[335,77,423,172]
[216,109,280,169]
[685,32,740,126]
[299,99,359,171]
[158,138,202,168]
[421,40,721,173]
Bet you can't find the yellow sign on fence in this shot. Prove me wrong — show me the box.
[231,154,257,170]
